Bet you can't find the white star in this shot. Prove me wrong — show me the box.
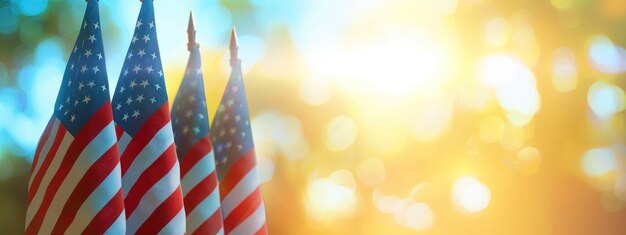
[64,110,69,116]
[188,96,196,103]
[88,34,96,43]
[82,95,91,104]
[140,80,150,88]
[126,97,133,105]
[127,51,133,60]
[74,45,78,53]
[146,66,154,74]
[83,21,87,29]
[132,65,142,74]
[70,115,76,122]
[87,80,95,88]
[116,103,122,110]
[151,53,156,59]
[74,99,79,106]
[229,128,237,135]
[241,132,247,137]
[123,69,129,77]
[220,130,226,136]
[78,82,85,90]
[183,126,189,134]
[58,104,63,111]
[198,114,204,119]
[70,63,74,70]
[101,84,107,91]
[158,70,163,77]
[154,83,161,90]
[92,66,100,74]
[84,49,92,58]
[223,114,230,121]
[132,110,140,118]
[226,142,232,149]
[149,21,154,29]
[136,94,145,103]
[120,86,126,93]
[67,79,72,87]
[136,19,143,29]
[97,53,103,60]
[234,115,241,121]
[137,49,146,58]
[149,97,157,104]
[237,145,243,151]
[142,34,150,43]
[185,110,193,118]
[232,86,239,93]
[93,22,99,29]
[193,127,200,134]
[196,68,202,75]
[122,113,129,121]
[227,99,234,107]
[132,35,139,44]
[66,97,70,104]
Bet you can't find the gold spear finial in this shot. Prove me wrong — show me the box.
[187,11,198,51]
[230,27,240,67]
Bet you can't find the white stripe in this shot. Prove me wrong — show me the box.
[25,131,74,226]
[158,206,186,235]
[228,203,266,235]
[126,161,181,234]
[29,119,60,188]
[103,209,126,235]
[181,151,215,196]
[118,132,131,154]
[221,168,259,217]
[186,185,221,233]
[39,122,117,234]
[122,122,174,196]
[218,227,224,235]
[65,164,123,234]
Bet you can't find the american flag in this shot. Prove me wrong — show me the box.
[211,29,268,235]
[171,13,224,234]
[25,1,126,234]
[111,0,185,233]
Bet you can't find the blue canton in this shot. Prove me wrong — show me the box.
[54,0,110,136]
[210,62,255,180]
[112,0,166,135]
[171,46,210,159]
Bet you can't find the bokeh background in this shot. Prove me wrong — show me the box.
[1,0,626,234]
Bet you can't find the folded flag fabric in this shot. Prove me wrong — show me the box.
[111,0,185,233]
[25,0,126,234]
[211,29,268,235]
[171,13,225,235]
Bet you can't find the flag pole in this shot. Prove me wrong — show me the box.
[230,27,240,67]
[187,11,198,51]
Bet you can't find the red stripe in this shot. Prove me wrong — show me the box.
[180,136,213,177]
[219,150,256,199]
[50,144,119,234]
[83,189,125,234]
[123,144,177,216]
[115,124,123,141]
[31,117,55,173]
[184,171,218,214]
[135,186,184,234]
[191,206,223,235]
[27,124,67,207]
[25,103,113,235]
[120,102,170,176]
[223,187,263,233]
[254,222,268,235]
